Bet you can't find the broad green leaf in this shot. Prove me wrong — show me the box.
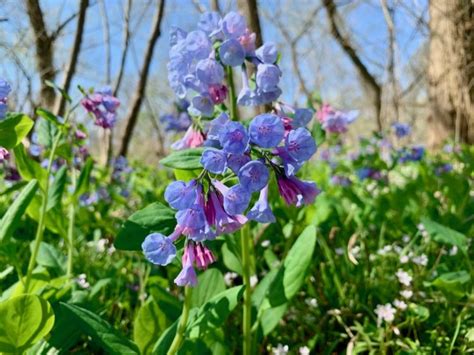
[74,158,93,196]
[47,165,67,210]
[259,302,288,336]
[431,270,471,300]
[0,113,34,149]
[33,242,65,272]
[13,145,47,188]
[0,179,38,242]
[191,269,226,308]
[27,196,67,237]
[151,319,178,355]
[36,117,59,148]
[160,148,204,170]
[115,202,176,251]
[408,303,429,322]
[0,294,55,353]
[421,218,468,252]
[148,278,182,322]
[134,298,167,355]
[187,286,244,339]
[60,303,139,354]
[267,225,317,307]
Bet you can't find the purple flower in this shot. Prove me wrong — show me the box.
[392,122,411,138]
[219,39,245,67]
[247,185,275,223]
[219,121,249,154]
[0,147,10,162]
[175,243,198,286]
[357,168,383,181]
[239,29,256,56]
[273,147,303,176]
[171,126,205,150]
[4,166,20,182]
[238,160,269,192]
[197,12,222,37]
[75,129,87,140]
[221,12,247,39]
[237,67,260,106]
[331,175,352,187]
[277,175,320,207]
[170,26,187,46]
[224,184,251,215]
[399,146,425,163]
[194,243,216,269]
[81,89,120,129]
[435,163,453,175]
[285,128,317,162]
[176,206,208,241]
[317,104,358,134]
[293,108,313,128]
[256,64,281,92]
[196,58,224,85]
[207,113,229,140]
[79,192,98,207]
[160,112,192,132]
[191,95,214,117]
[227,153,251,174]
[185,30,212,59]
[201,148,228,174]
[208,84,228,104]
[165,180,197,210]
[142,232,177,265]
[249,113,285,148]
[256,42,278,64]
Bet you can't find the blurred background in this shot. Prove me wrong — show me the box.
[0,0,472,163]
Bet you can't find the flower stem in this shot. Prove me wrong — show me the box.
[241,223,252,355]
[168,286,192,355]
[24,129,63,293]
[66,167,77,277]
[226,66,239,121]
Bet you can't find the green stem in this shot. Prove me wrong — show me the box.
[226,66,239,121]
[66,167,77,277]
[24,130,63,293]
[168,286,192,355]
[241,223,252,355]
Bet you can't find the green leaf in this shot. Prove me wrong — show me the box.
[36,108,63,127]
[0,113,34,149]
[115,202,176,251]
[191,269,226,308]
[44,81,72,103]
[408,303,429,322]
[0,179,39,242]
[27,196,67,237]
[60,303,139,354]
[13,145,47,189]
[33,242,65,272]
[36,117,59,148]
[431,270,471,300]
[187,286,244,339]
[74,157,93,196]
[0,294,55,353]
[134,298,167,355]
[47,165,67,211]
[267,225,317,307]
[160,148,204,170]
[421,218,468,252]
[152,319,179,355]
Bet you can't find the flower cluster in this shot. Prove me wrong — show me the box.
[398,145,424,163]
[81,87,120,129]
[168,11,282,118]
[392,122,411,138]
[316,103,358,134]
[160,100,192,132]
[0,78,11,163]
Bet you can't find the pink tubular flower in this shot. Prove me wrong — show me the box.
[194,243,216,269]
[81,87,120,129]
[277,175,320,207]
[171,126,205,150]
[0,147,10,162]
[316,103,358,134]
[208,84,228,104]
[239,29,256,56]
[174,243,198,286]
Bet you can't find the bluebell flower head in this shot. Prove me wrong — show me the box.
[256,64,281,92]
[185,30,212,59]
[249,113,285,148]
[201,148,228,174]
[392,122,411,138]
[191,95,214,117]
[224,184,251,215]
[238,160,269,192]
[247,185,275,223]
[219,39,245,67]
[170,26,187,46]
[165,180,197,210]
[285,127,317,162]
[221,12,247,39]
[256,42,278,64]
[227,153,251,174]
[293,108,313,127]
[196,58,224,84]
[197,12,222,36]
[142,233,177,265]
[176,206,207,238]
[257,86,282,103]
[277,175,320,207]
[0,78,11,98]
[274,147,303,176]
[219,121,249,154]
[174,243,197,286]
[207,112,229,140]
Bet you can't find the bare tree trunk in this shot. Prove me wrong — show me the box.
[25,0,56,108]
[237,0,263,47]
[323,0,383,131]
[54,0,89,117]
[118,0,166,157]
[428,0,474,146]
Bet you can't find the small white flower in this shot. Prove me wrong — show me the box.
[375,303,396,325]
[299,346,310,355]
[449,246,458,256]
[393,245,402,254]
[396,269,412,286]
[250,275,258,288]
[399,255,409,264]
[400,289,413,299]
[272,344,289,355]
[224,272,238,286]
[97,238,108,253]
[393,299,407,310]
[261,240,270,248]
[305,298,318,308]
[335,247,344,255]
[402,235,410,243]
[76,273,90,289]
[417,223,425,232]
[412,254,428,266]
